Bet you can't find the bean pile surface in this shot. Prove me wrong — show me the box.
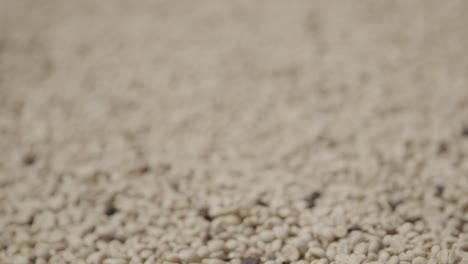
[1,1,468,264]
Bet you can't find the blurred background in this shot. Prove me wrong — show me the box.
[2,0,468,170]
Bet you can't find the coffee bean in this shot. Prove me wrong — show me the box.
[198,207,213,221]
[305,191,321,209]
[434,184,445,197]
[22,154,36,166]
[104,204,118,216]
[241,257,259,264]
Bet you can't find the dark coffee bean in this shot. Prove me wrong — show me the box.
[98,234,117,242]
[202,228,213,243]
[250,223,259,230]
[169,181,179,191]
[255,198,268,207]
[406,216,422,223]
[305,191,321,209]
[241,257,260,264]
[26,215,34,226]
[435,184,445,197]
[462,127,468,137]
[347,225,362,232]
[22,154,36,166]
[197,207,213,222]
[104,204,118,216]
[389,199,402,211]
[438,142,448,154]
[386,228,398,235]
[139,165,150,174]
